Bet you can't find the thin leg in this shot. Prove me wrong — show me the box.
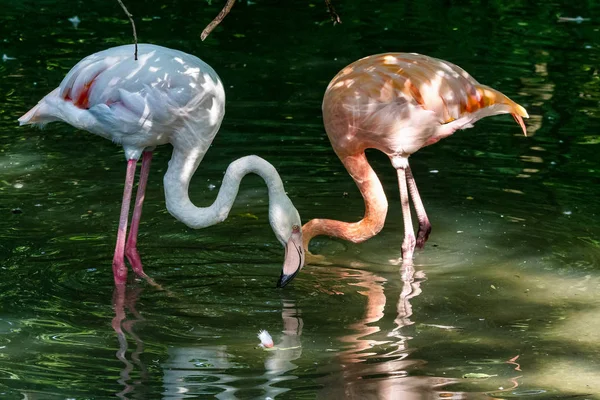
[125,151,153,280]
[113,160,137,285]
[406,166,431,249]
[396,167,416,263]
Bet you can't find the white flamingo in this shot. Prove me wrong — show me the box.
[19,44,304,286]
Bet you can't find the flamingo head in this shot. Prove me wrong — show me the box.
[277,224,305,288]
[268,194,304,288]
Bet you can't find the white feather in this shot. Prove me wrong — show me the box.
[257,330,274,348]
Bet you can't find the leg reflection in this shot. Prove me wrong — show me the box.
[112,284,148,399]
[389,262,425,341]
[319,263,461,399]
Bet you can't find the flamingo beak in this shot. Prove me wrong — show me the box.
[276,225,305,288]
[511,103,529,136]
[512,113,528,136]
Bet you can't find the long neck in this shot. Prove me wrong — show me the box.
[302,151,388,250]
[164,146,287,231]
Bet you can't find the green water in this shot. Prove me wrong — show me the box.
[1,0,600,398]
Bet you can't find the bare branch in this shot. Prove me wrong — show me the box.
[117,0,138,60]
[325,0,341,24]
[201,0,237,41]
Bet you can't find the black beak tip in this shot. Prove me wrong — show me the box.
[276,271,299,288]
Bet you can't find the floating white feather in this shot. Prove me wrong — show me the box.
[257,330,274,348]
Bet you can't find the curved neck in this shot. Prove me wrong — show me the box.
[164,146,287,231]
[302,152,388,250]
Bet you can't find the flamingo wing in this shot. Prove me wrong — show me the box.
[323,53,528,155]
[19,44,224,141]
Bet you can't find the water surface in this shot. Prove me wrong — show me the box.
[1,0,600,398]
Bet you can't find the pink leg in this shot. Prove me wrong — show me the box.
[406,166,431,249]
[113,160,137,285]
[125,151,153,280]
[396,167,416,263]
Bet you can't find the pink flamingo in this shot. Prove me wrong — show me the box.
[20,44,304,286]
[278,53,528,287]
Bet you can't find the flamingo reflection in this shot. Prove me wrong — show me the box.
[109,273,522,398]
[112,284,149,399]
[389,263,424,340]
[158,296,304,398]
[112,284,242,398]
[319,262,462,399]
[257,298,304,398]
